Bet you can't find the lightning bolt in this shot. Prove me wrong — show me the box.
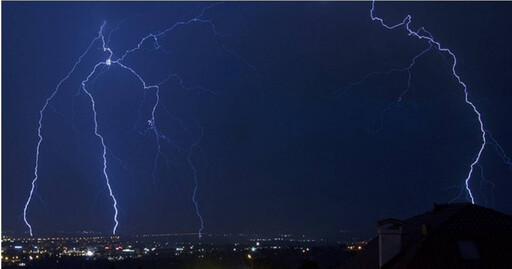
[23,3,240,237]
[476,164,496,208]
[188,122,205,239]
[365,0,488,204]
[487,131,512,171]
[23,28,106,236]
[80,60,120,234]
[338,42,433,131]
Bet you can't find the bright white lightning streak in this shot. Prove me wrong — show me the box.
[370,1,486,203]
[106,3,229,237]
[80,62,119,235]
[23,24,108,236]
[110,61,207,238]
[24,3,228,236]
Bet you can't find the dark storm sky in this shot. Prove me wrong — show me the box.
[3,2,512,239]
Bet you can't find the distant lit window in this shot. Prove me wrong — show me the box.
[458,240,480,259]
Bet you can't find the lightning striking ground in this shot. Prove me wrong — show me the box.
[80,61,120,235]
[187,124,205,239]
[23,3,238,237]
[24,2,507,237]
[23,27,107,236]
[368,1,486,203]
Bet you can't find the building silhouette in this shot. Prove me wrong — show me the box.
[344,203,512,269]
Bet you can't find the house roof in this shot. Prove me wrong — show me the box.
[343,203,512,269]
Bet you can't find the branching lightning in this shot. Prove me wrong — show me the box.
[23,1,509,237]
[23,3,238,237]
[487,131,512,171]
[23,29,106,236]
[361,1,488,204]
[80,61,120,235]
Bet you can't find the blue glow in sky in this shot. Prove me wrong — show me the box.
[3,1,512,239]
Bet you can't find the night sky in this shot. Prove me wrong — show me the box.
[3,2,512,240]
